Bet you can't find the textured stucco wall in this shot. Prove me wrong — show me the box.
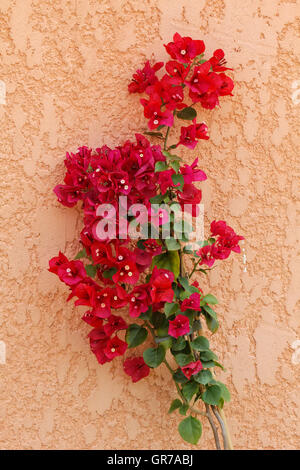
[0,0,299,450]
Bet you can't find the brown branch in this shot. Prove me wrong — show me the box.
[205,404,221,450]
[211,406,228,450]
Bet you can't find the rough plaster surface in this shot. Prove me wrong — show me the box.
[0,0,299,450]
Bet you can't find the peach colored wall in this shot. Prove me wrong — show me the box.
[0,0,299,450]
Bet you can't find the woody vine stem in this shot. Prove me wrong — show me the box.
[164,120,233,450]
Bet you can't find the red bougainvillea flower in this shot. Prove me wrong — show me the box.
[181,292,201,311]
[179,158,207,185]
[128,60,164,94]
[218,73,234,97]
[53,184,83,207]
[48,252,69,274]
[210,220,228,236]
[164,33,205,63]
[146,74,186,111]
[165,60,190,84]
[57,260,86,286]
[71,281,95,307]
[112,260,140,285]
[158,169,176,194]
[177,183,202,216]
[140,98,174,129]
[123,357,150,383]
[209,49,232,72]
[82,311,104,328]
[210,220,244,258]
[141,239,162,256]
[196,244,215,267]
[104,336,128,360]
[168,314,190,338]
[150,267,174,304]
[88,327,110,364]
[185,61,211,93]
[177,121,209,149]
[104,315,128,336]
[90,241,113,265]
[91,287,113,318]
[181,360,203,379]
[177,124,198,149]
[128,284,150,318]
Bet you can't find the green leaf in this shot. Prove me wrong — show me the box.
[143,131,163,138]
[178,416,202,445]
[137,240,146,250]
[182,381,199,402]
[170,160,180,173]
[178,276,199,295]
[214,381,231,402]
[202,294,218,305]
[171,336,187,351]
[125,324,148,348]
[143,345,165,368]
[177,107,197,121]
[150,311,165,329]
[191,336,210,351]
[200,360,215,368]
[164,302,179,318]
[151,251,180,280]
[193,369,213,385]
[165,238,181,251]
[150,193,167,204]
[213,361,225,370]
[171,173,184,191]
[204,312,219,334]
[175,353,194,367]
[157,317,169,337]
[218,397,225,409]
[168,399,182,414]
[85,264,97,278]
[162,150,181,160]
[102,267,117,280]
[75,248,87,259]
[179,403,189,415]
[173,369,189,384]
[200,350,218,362]
[138,306,152,320]
[155,161,168,172]
[202,385,222,405]
[202,305,218,319]
[158,337,173,350]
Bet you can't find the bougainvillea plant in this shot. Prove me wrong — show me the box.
[49,33,243,449]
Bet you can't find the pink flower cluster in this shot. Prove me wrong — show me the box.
[197,220,244,267]
[129,32,234,150]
